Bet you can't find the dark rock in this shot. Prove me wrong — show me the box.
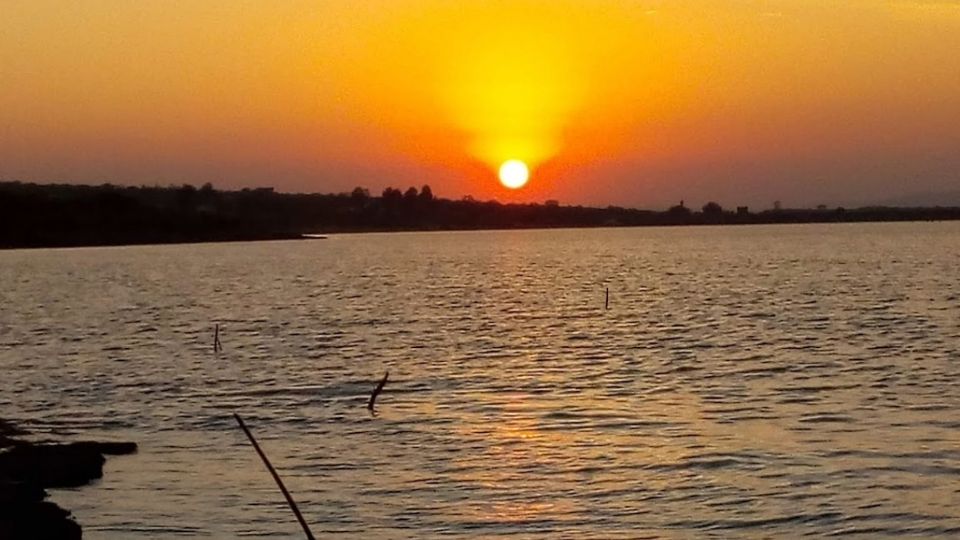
[0,420,27,449]
[73,441,138,456]
[0,443,105,488]
[0,501,82,540]
[0,418,136,539]
[0,480,46,504]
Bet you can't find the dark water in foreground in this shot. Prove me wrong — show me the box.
[2,223,959,538]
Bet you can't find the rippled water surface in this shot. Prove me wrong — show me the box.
[2,223,960,538]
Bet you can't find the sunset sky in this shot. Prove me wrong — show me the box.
[2,1,959,208]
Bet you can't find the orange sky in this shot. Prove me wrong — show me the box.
[2,1,959,208]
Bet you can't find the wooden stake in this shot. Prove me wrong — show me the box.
[214,324,222,353]
[605,287,610,310]
[233,413,316,540]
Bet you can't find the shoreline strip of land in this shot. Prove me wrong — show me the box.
[3,181,959,249]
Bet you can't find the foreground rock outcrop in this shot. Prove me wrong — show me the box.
[0,419,136,540]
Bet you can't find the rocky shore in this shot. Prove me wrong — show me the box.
[0,419,136,539]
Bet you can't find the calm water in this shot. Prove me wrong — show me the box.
[2,223,960,538]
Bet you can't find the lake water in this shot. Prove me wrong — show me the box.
[2,223,960,538]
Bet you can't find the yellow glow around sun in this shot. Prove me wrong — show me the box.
[434,13,587,177]
[499,160,529,189]
[335,2,693,193]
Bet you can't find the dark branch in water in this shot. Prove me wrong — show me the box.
[233,413,315,540]
[605,287,610,310]
[368,371,389,413]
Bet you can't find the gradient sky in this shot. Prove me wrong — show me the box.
[2,1,959,208]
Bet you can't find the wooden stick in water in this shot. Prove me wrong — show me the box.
[214,324,222,353]
[233,413,316,540]
[368,371,389,413]
[605,287,610,310]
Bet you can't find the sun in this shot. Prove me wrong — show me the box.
[499,160,530,189]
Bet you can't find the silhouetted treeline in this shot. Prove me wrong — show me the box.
[2,181,959,248]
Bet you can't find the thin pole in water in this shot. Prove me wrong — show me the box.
[233,413,316,540]
[605,287,610,310]
[214,324,222,353]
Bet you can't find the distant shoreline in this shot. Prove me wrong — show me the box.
[1,232,306,251]
[5,219,960,251]
[2,181,959,250]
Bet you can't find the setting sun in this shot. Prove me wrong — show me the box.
[499,160,530,189]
